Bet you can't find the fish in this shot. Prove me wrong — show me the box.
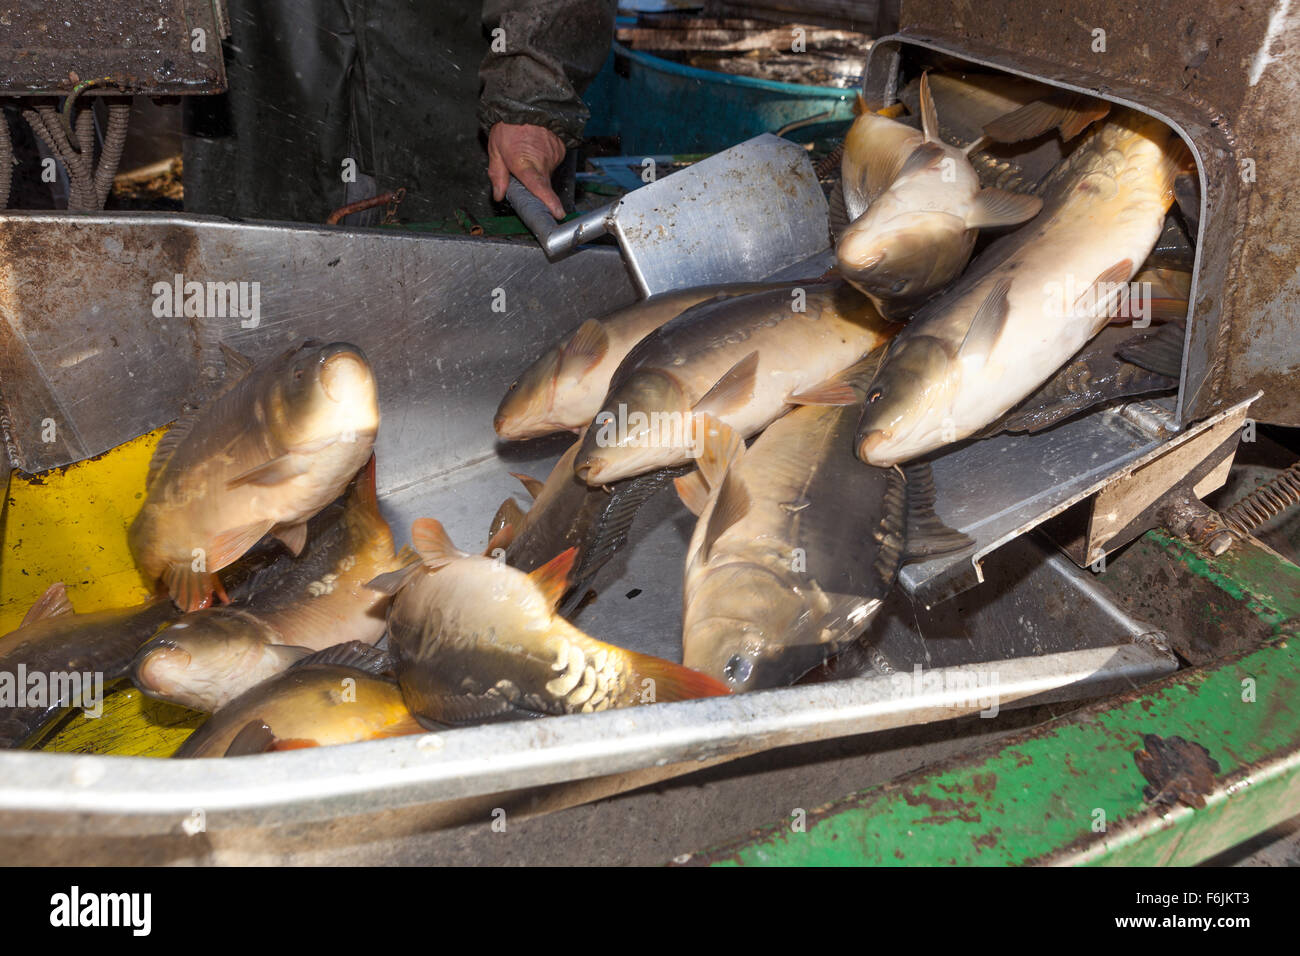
[0,585,176,748]
[129,341,380,612]
[494,284,787,441]
[173,642,422,758]
[991,321,1184,434]
[132,456,412,713]
[856,108,1190,466]
[836,73,1042,317]
[896,72,1087,194]
[491,438,688,614]
[373,519,729,726]
[677,376,972,692]
[572,281,898,485]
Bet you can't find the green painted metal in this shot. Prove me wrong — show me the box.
[685,531,1300,866]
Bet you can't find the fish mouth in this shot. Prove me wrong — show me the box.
[319,346,371,402]
[573,456,604,485]
[857,428,895,465]
[133,640,192,693]
[492,411,509,436]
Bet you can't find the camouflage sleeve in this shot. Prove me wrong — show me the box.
[478,0,617,148]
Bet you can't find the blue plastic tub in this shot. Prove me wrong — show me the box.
[584,42,857,156]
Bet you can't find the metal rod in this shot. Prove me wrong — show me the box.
[505,175,610,259]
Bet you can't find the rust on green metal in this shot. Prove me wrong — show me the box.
[684,532,1300,866]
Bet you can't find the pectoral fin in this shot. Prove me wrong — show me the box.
[271,521,309,556]
[693,351,758,419]
[410,518,467,571]
[787,380,861,406]
[162,564,233,613]
[224,720,278,757]
[958,278,1012,366]
[559,319,610,376]
[529,547,578,609]
[690,414,745,489]
[21,582,74,626]
[674,471,711,516]
[966,188,1042,229]
[703,472,751,560]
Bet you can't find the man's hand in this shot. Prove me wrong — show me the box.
[487,122,567,219]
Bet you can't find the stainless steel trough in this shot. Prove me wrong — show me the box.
[0,207,1186,847]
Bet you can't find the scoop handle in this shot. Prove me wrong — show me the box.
[506,176,611,260]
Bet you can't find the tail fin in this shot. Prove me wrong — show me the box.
[624,650,731,701]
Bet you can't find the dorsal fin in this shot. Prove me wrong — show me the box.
[958,278,1012,366]
[21,582,74,627]
[918,71,939,142]
[289,640,395,676]
[147,407,200,488]
[529,547,578,609]
[410,518,466,570]
[983,91,1109,143]
[559,319,609,376]
[509,472,545,500]
[365,560,422,596]
[693,351,758,418]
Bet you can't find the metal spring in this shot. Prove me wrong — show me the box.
[1221,460,1300,535]
[814,141,844,179]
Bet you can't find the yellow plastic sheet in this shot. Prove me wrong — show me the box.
[2,428,202,756]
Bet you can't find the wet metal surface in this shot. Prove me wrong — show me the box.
[680,535,1300,867]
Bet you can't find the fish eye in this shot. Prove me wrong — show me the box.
[867,388,883,404]
[723,654,753,685]
[890,279,907,294]
[293,367,305,381]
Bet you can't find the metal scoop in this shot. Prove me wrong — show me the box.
[506,133,831,295]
